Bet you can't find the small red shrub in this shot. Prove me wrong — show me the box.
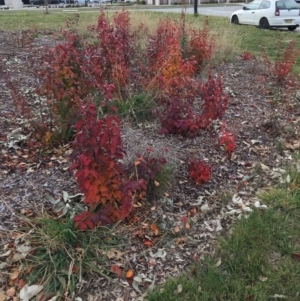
[188,160,211,185]
[218,121,235,153]
[219,131,235,153]
[134,154,167,183]
[261,37,300,84]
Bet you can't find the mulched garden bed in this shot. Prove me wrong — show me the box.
[1,30,300,300]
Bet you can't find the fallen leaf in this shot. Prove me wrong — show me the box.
[154,180,160,187]
[175,284,182,294]
[12,252,27,262]
[132,280,141,293]
[181,216,187,223]
[87,294,94,301]
[200,203,209,211]
[285,141,300,150]
[260,163,269,171]
[6,287,16,297]
[215,258,222,267]
[150,224,159,236]
[0,250,11,257]
[144,240,152,246]
[110,265,122,277]
[133,275,143,283]
[105,249,123,260]
[0,294,6,301]
[185,222,190,229]
[258,276,268,282]
[152,249,167,259]
[174,237,188,245]
[125,270,134,279]
[20,285,43,301]
[10,270,20,281]
[16,242,32,253]
[132,275,143,292]
[174,225,180,233]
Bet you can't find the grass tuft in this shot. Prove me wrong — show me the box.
[15,215,128,299]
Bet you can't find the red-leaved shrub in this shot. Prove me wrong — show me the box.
[218,122,235,153]
[261,37,300,84]
[70,103,146,229]
[188,160,211,185]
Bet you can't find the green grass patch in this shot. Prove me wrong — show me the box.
[149,167,300,301]
[17,216,128,298]
[100,94,156,123]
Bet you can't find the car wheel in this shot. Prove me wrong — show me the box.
[259,18,269,29]
[231,15,239,25]
[288,26,297,31]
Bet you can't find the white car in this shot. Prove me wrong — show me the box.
[230,0,300,31]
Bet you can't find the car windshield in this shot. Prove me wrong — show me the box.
[276,0,299,9]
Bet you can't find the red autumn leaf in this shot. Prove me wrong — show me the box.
[110,265,122,277]
[181,216,187,223]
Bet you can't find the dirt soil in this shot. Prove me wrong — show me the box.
[1,30,300,301]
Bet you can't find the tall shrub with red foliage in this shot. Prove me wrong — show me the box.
[199,72,229,129]
[158,72,229,136]
[146,18,196,99]
[86,10,134,97]
[188,18,215,73]
[146,17,227,136]
[70,103,146,230]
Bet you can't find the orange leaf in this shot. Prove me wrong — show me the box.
[143,240,153,247]
[110,264,122,277]
[150,224,159,236]
[44,131,51,144]
[125,270,134,279]
[10,270,20,281]
[134,158,142,166]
